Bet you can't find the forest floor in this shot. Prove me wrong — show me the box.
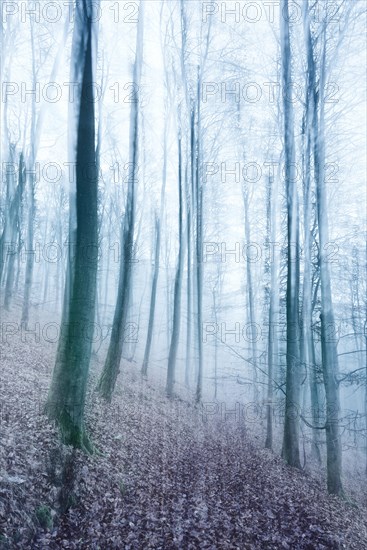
[1,325,367,549]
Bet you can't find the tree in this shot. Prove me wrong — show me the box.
[265,163,280,450]
[311,5,343,495]
[280,0,302,469]
[301,0,322,463]
[141,18,172,376]
[45,0,99,450]
[4,151,25,310]
[97,0,144,400]
[242,182,259,403]
[166,110,185,398]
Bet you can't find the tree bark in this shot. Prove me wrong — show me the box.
[265,171,279,450]
[141,111,169,376]
[45,0,99,450]
[4,152,25,310]
[281,0,301,469]
[97,1,144,400]
[313,18,343,496]
[166,123,185,398]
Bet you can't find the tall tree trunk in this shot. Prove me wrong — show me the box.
[301,126,321,459]
[195,68,204,404]
[281,0,301,469]
[21,172,35,326]
[365,306,367,476]
[45,0,99,450]
[141,216,161,375]
[21,19,38,326]
[302,3,322,461]
[185,106,195,388]
[97,1,144,400]
[142,112,169,375]
[265,171,279,450]
[166,123,185,398]
[313,19,343,496]
[243,188,259,403]
[103,200,113,322]
[4,152,25,310]
[185,192,192,388]
[212,285,221,399]
[0,143,15,286]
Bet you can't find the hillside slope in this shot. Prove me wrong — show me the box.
[0,338,366,549]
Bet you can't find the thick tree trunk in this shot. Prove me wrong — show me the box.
[45,1,99,450]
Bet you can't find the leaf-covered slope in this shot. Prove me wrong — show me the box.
[0,339,366,549]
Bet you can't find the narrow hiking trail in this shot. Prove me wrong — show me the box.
[1,337,367,549]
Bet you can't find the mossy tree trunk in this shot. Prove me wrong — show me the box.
[45,0,99,451]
